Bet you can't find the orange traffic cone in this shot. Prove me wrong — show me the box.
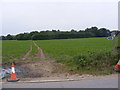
[114,60,120,71]
[7,62,19,82]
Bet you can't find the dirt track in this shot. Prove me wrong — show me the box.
[22,41,45,60]
[7,41,70,81]
[22,45,32,60]
[33,41,45,58]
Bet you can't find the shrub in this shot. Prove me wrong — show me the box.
[59,50,118,74]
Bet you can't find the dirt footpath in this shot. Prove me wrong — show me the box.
[33,41,45,58]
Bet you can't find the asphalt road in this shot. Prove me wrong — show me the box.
[2,76,118,88]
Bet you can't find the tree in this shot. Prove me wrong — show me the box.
[16,34,24,40]
[23,33,31,40]
[1,26,112,40]
[0,36,6,40]
[98,28,110,37]
[71,29,77,33]
[6,34,13,40]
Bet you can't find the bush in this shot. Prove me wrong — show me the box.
[58,50,118,75]
[72,50,118,67]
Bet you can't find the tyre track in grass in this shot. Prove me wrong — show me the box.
[22,42,32,60]
[33,41,45,59]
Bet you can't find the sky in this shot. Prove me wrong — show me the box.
[1,0,119,35]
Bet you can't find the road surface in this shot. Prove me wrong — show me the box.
[2,76,118,88]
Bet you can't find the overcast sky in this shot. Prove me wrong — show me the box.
[1,0,119,35]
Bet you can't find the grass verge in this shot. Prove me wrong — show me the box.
[56,50,118,75]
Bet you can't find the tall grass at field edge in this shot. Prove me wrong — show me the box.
[56,50,118,75]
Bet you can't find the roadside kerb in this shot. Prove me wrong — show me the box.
[3,78,85,83]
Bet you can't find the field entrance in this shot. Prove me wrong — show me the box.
[2,40,68,80]
[2,37,118,81]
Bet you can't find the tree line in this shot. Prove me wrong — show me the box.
[0,27,115,40]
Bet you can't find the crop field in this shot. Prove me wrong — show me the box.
[2,37,114,62]
[2,40,31,62]
[35,37,113,58]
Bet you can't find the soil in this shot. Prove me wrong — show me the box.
[14,60,70,80]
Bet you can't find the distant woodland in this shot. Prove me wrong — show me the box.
[1,26,119,40]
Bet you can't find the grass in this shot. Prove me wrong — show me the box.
[35,37,113,57]
[2,40,31,62]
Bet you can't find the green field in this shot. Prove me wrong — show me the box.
[2,40,31,62]
[2,38,118,75]
[35,37,113,57]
